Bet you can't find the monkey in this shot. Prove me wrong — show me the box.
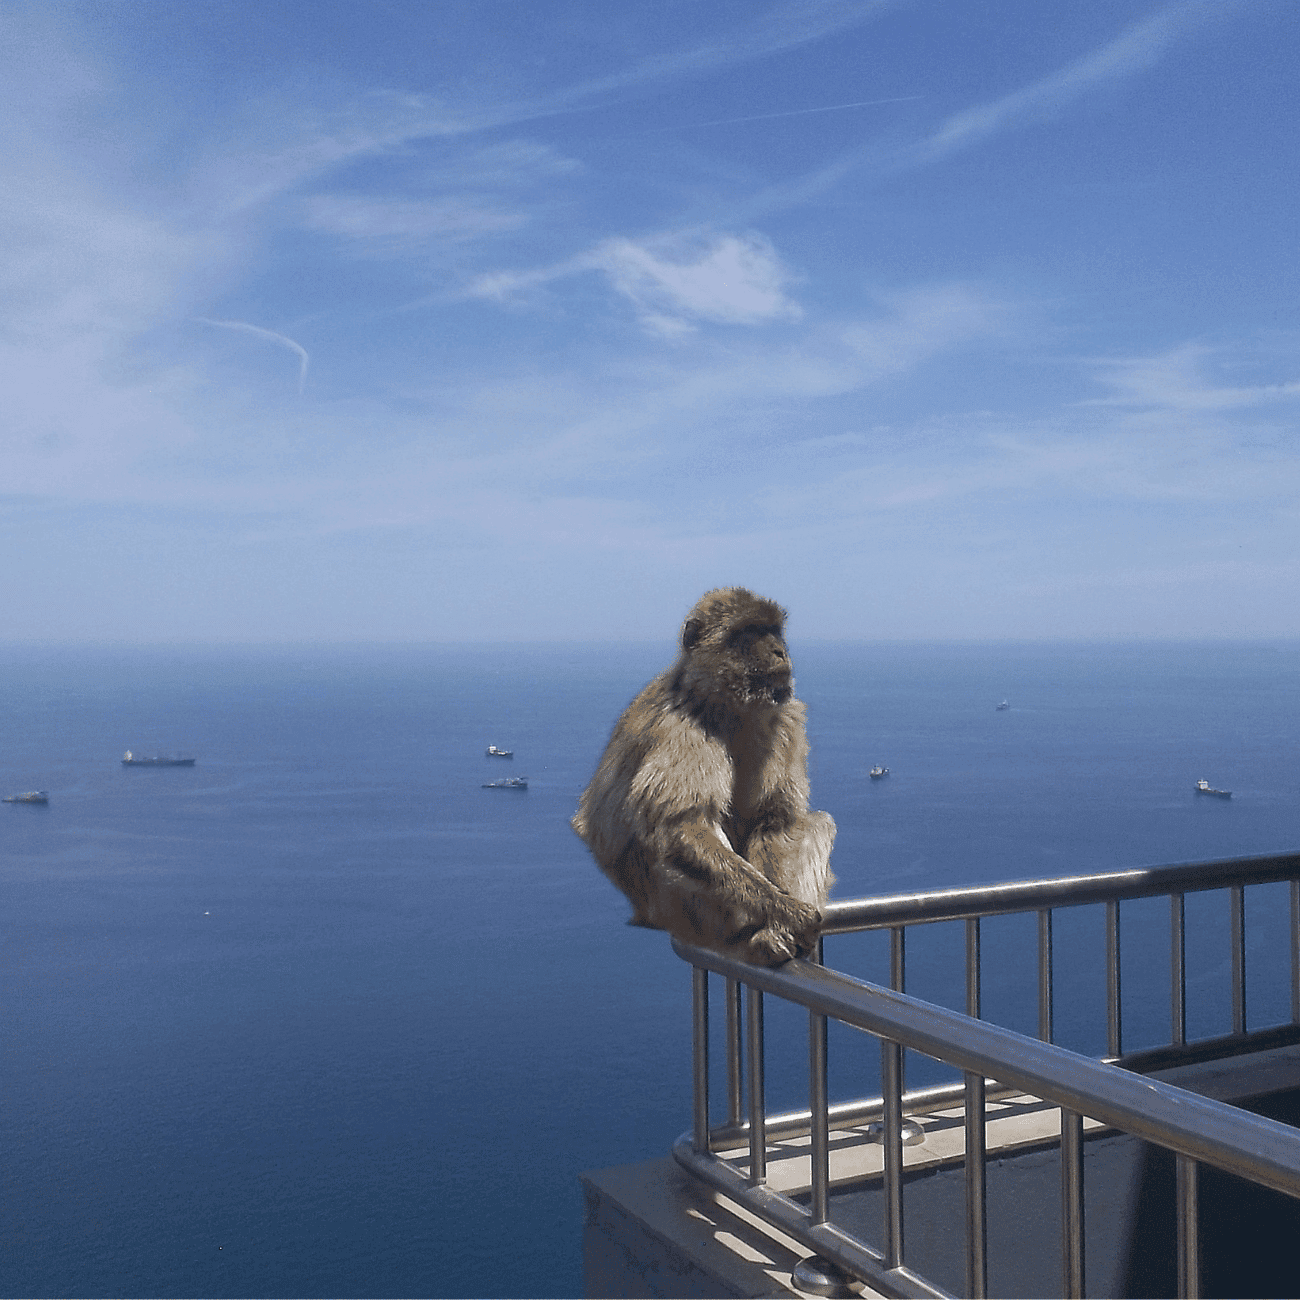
[572,587,835,965]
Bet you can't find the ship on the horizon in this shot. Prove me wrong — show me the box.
[485,745,514,758]
[122,751,196,767]
[1194,779,1231,799]
[3,791,49,804]
[483,776,527,790]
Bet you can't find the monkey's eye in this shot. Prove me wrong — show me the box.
[730,623,782,649]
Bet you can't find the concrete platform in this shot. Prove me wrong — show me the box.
[582,1045,1300,1298]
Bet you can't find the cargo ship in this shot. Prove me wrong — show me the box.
[1194,779,1231,799]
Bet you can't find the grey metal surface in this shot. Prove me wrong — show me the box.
[963,1070,987,1299]
[724,977,743,1126]
[1231,884,1246,1037]
[1106,900,1121,1058]
[1060,1109,1084,1299]
[808,936,830,1227]
[703,1076,1022,1151]
[965,917,980,1021]
[671,1135,954,1300]
[691,966,708,1154]
[881,1037,904,1269]
[1292,880,1300,1025]
[669,853,1300,1299]
[792,1255,855,1297]
[820,851,1300,932]
[1037,908,1053,1043]
[672,939,1300,1198]
[1171,892,1186,1046]
[1176,1155,1200,1300]
[746,985,766,1187]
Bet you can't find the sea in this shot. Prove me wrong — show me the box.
[4,640,1300,1299]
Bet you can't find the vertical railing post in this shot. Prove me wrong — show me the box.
[965,917,987,1298]
[692,966,709,1153]
[808,937,830,1226]
[1060,1109,1085,1299]
[1038,908,1054,1043]
[966,916,982,1021]
[890,925,906,993]
[1171,892,1186,1046]
[1230,885,1246,1036]
[887,915,908,1264]
[964,1073,988,1298]
[746,985,766,1186]
[890,924,907,1103]
[726,977,743,1126]
[1106,900,1122,1057]
[1176,1155,1200,1299]
[882,1036,904,1270]
[1292,879,1300,1026]
[884,920,906,1271]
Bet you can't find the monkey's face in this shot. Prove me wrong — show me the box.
[727,621,794,706]
[678,589,795,710]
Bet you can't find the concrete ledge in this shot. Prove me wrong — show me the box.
[583,1046,1300,1298]
[582,1157,881,1299]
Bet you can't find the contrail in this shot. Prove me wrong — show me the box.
[659,95,921,132]
[195,318,310,394]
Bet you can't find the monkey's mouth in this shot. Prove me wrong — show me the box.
[746,673,793,705]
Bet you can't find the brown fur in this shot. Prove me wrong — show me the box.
[572,588,836,965]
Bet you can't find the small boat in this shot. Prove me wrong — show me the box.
[996,700,1010,711]
[483,776,528,790]
[485,746,514,758]
[869,766,889,780]
[122,751,196,766]
[3,791,49,804]
[1194,779,1231,799]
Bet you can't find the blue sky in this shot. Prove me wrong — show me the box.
[3,0,1298,641]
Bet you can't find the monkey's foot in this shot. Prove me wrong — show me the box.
[745,926,802,965]
[743,908,821,965]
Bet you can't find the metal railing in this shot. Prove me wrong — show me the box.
[671,851,1300,1299]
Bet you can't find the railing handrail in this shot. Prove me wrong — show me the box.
[821,849,1300,932]
[673,938,1300,1199]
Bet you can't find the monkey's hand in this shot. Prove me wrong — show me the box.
[743,892,821,966]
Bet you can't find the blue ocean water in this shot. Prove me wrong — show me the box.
[3,641,1300,1298]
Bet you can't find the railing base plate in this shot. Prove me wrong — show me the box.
[793,1255,857,1296]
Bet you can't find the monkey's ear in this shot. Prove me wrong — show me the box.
[681,617,705,652]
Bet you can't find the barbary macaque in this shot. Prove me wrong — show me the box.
[572,588,835,965]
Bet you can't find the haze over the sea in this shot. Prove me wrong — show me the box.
[3,1,1298,645]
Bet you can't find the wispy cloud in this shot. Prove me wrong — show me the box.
[194,319,311,394]
[747,334,1300,533]
[646,94,922,134]
[917,6,1206,162]
[739,3,1223,219]
[595,233,802,331]
[522,0,892,116]
[1085,344,1300,411]
[469,231,804,333]
[186,3,889,221]
[303,195,525,249]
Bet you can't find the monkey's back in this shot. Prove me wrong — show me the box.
[572,671,732,871]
